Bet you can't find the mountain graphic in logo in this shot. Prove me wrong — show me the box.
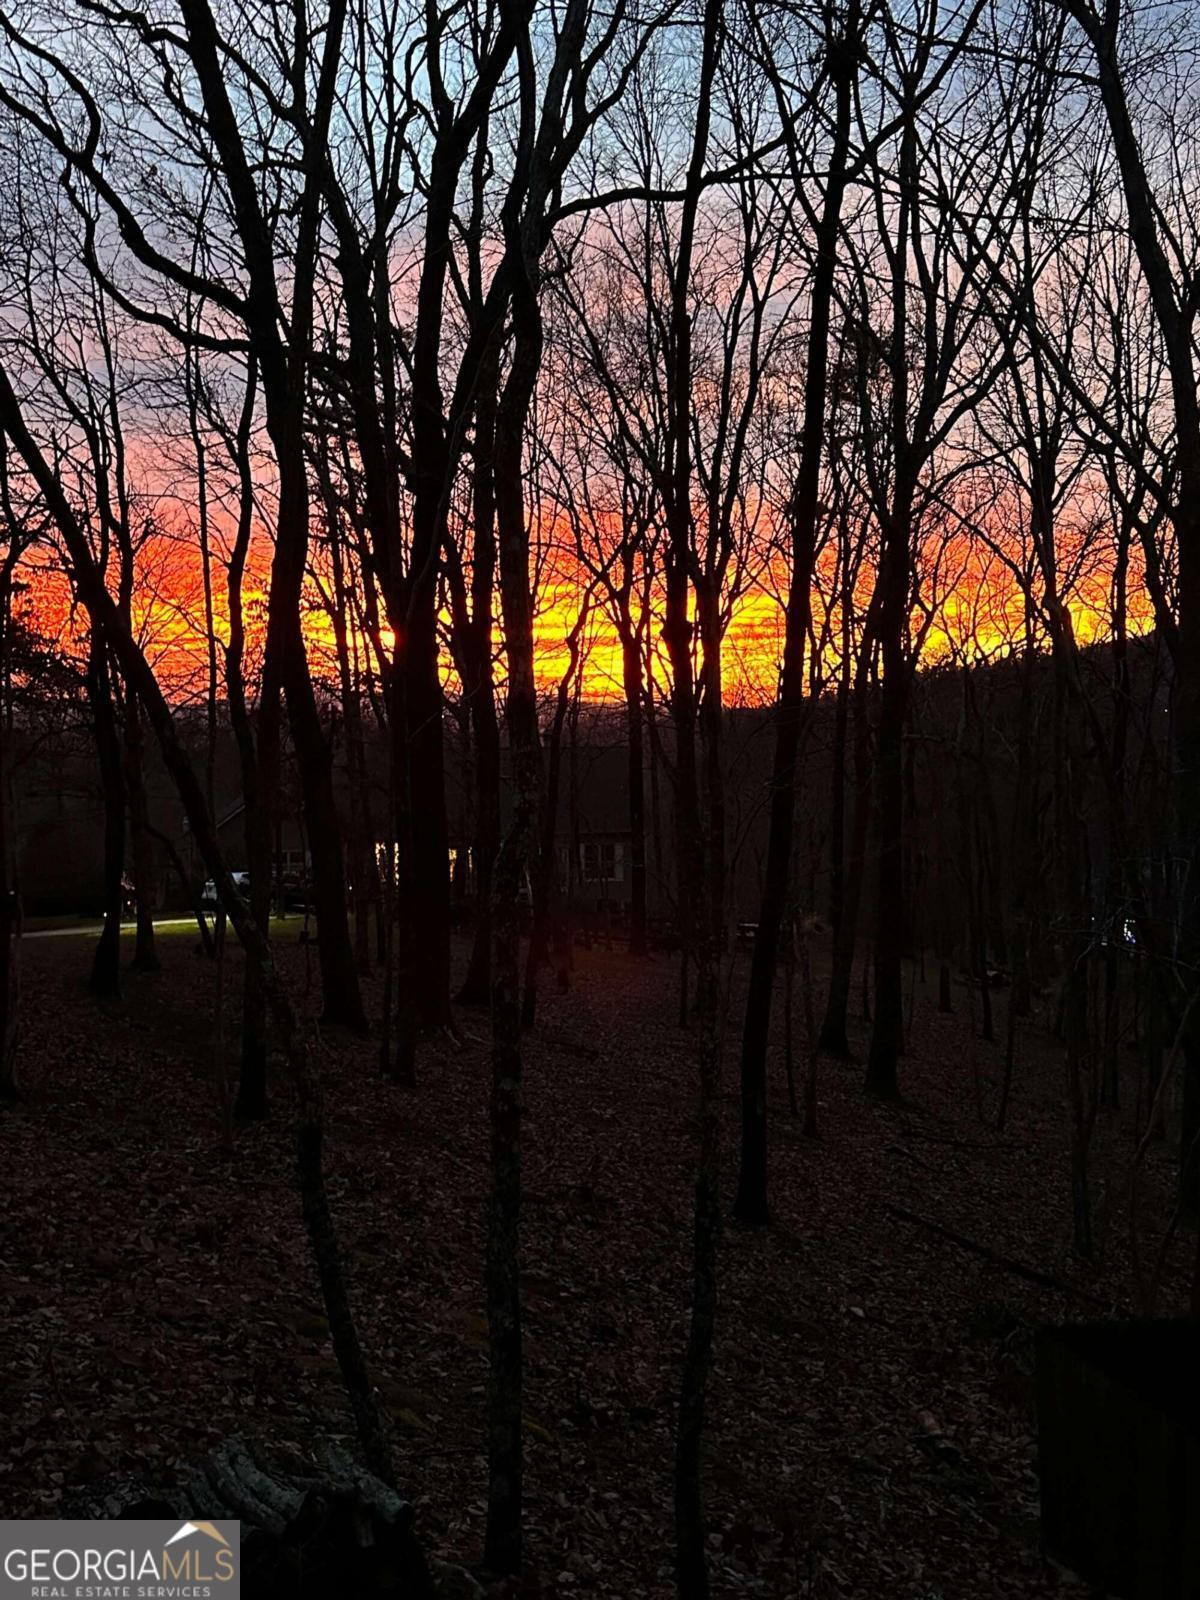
[164,1522,231,1549]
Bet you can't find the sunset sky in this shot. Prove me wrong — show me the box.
[14,497,1156,712]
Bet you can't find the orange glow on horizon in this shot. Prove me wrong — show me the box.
[12,500,1158,714]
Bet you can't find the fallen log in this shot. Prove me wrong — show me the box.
[63,1437,432,1599]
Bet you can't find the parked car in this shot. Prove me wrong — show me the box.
[200,871,251,909]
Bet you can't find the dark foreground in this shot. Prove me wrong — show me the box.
[0,929,1189,1596]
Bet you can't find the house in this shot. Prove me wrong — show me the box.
[559,828,633,911]
[179,799,309,885]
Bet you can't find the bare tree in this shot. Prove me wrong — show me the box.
[0,0,368,1029]
[733,0,864,1224]
[0,358,400,1490]
[1055,0,1200,1205]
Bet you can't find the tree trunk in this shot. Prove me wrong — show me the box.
[459,694,501,1007]
[828,623,850,939]
[286,674,366,1032]
[732,29,856,1216]
[668,5,724,1586]
[123,689,159,973]
[179,0,363,1035]
[1009,631,1037,1017]
[403,616,452,1030]
[1103,530,1132,1107]
[387,659,419,1086]
[523,606,587,1029]
[401,140,467,1039]
[863,90,922,1101]
[821,646,874,1055]
[1070,0,1200,1210]
[622,623,648,957]
[237,777,273,1122]
[326,506,377,976]
[0,589,18,1099]
[226,365,271,1122]
[483,269,546,1585]
[88,634,125,999]
[865,628,907,1097]
[458,343,503,1009]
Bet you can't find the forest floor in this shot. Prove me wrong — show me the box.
[0,924,1192,1598]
